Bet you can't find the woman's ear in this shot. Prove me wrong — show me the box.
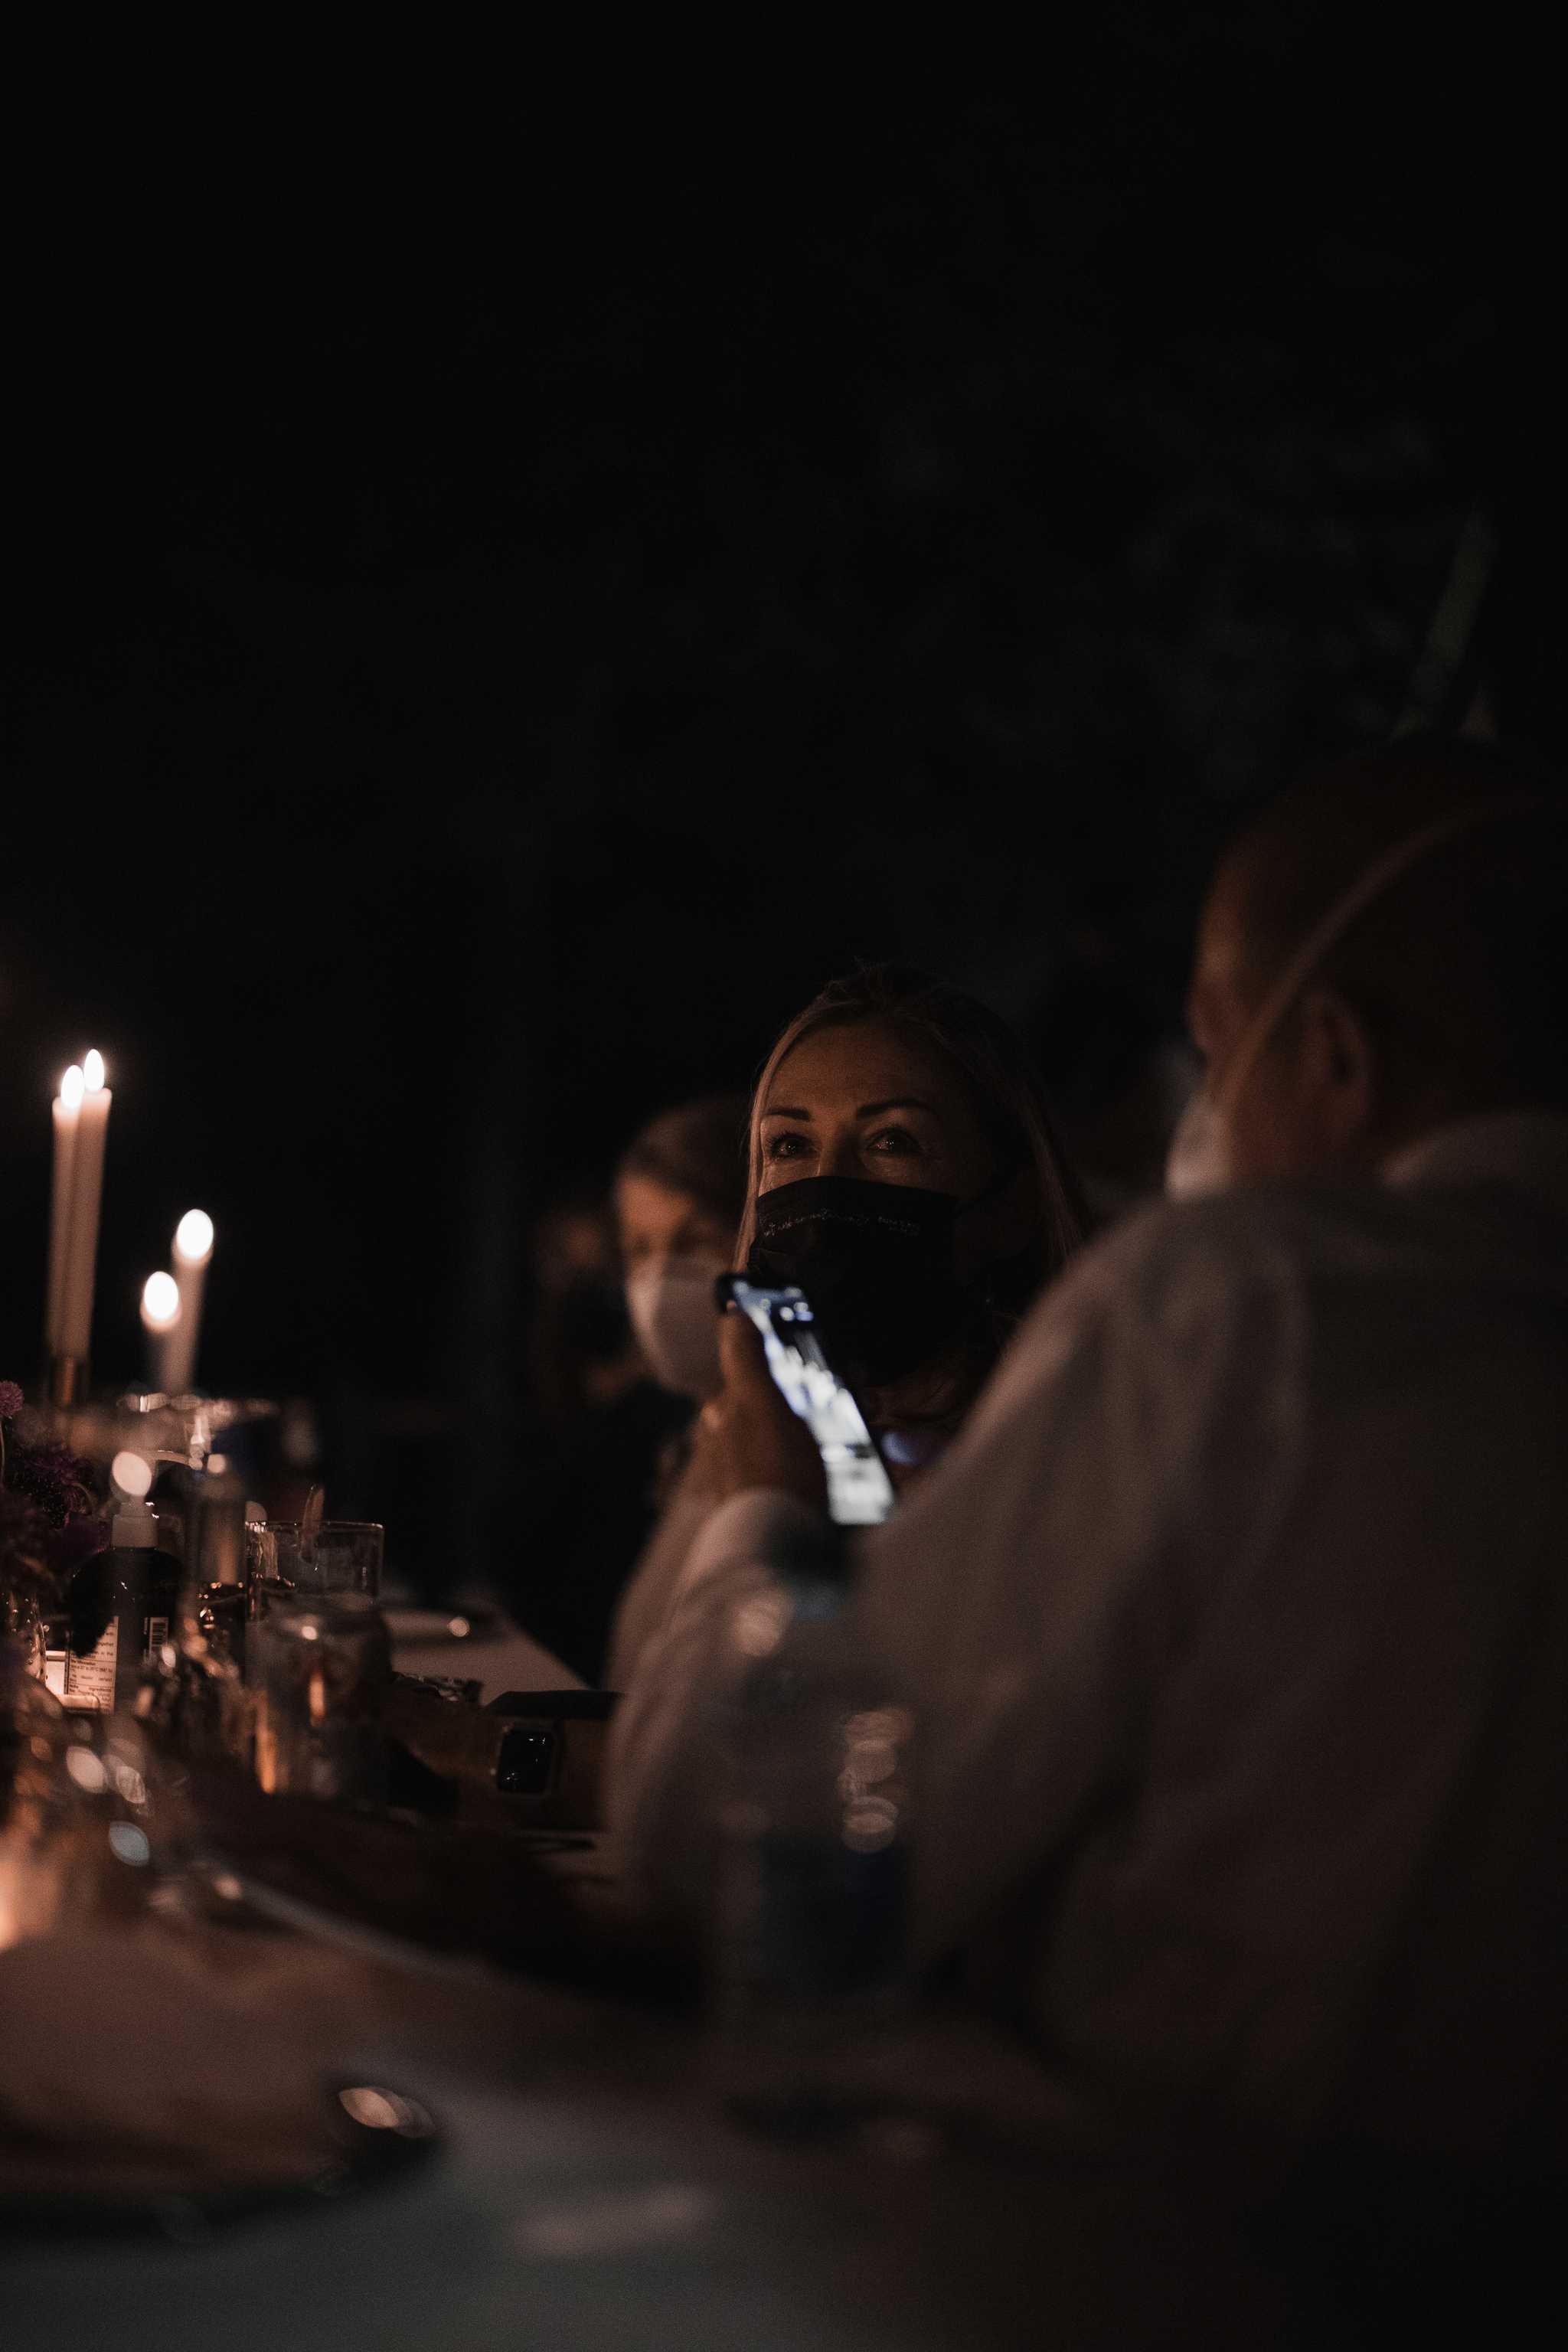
[1296,985,1379,1156]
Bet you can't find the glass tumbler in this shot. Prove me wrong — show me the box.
[295,1521,384,1599]
[248,1521,299,1625]
[251,1593,391,1804]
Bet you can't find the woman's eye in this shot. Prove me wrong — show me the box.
[764,1131,811,1160]
[865,1125,920,1155]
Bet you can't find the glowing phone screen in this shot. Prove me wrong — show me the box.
[724,1278,896,1527]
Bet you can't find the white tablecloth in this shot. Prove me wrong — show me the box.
[385,1608,584,1702]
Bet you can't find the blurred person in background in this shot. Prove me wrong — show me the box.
[608,964,1087,1686]
[509,1101,748,1684]
[505,1188,675,1683]
[616,1095,750,1410]
[523,1193,648,1432]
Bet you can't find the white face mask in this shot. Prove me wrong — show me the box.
[625,1254,729,1399]
[1165,792,1549,1202]
[1164,1084,1234,1199]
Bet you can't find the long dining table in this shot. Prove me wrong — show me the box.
[1,1653,1320,2347]
[1,1890,1305,2351]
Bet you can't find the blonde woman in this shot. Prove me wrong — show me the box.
[606,963,1085,1684]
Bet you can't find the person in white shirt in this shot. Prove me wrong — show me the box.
[605,735,1568,2193]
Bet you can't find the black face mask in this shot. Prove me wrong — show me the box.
[746,1175,972,1389]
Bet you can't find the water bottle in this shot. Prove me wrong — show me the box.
[711,1548,914,2130]
[60,1458,181,1713]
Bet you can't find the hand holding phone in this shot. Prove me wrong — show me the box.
[717,1276,896,1527]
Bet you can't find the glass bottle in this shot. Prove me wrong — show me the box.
[710,1542,915,2130]
[182,1466,250,1674]
[136,1466,251,1765]
[63,1491,181,1713]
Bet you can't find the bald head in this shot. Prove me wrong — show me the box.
[1189,736,1568,1178]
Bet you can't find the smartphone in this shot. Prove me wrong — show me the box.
[718,1275,896,1527]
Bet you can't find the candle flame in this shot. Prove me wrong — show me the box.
[60,1064,85,1109]
[83,1050,106,1093]
[175,1208,214,1263]
[142,1272,181,1329]
[111,1450,154,1501]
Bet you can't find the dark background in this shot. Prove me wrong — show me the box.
[0,19,1550,1588]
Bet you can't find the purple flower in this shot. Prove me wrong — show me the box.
[0,1483,55,1625]
[6,1439,96,1530]
[0,1382,24,1423]
[2,1418,100,1629]
[0,1486,46,1560]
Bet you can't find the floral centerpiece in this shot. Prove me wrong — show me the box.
[0,1381,103,1668]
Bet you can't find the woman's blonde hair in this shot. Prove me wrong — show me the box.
[734,962,1087,1325]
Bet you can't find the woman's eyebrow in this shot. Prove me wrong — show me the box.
[855,1096,939,1119]
[760,1105,812,1122]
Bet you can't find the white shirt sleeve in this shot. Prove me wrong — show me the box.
[603,1205,1246,1945]
[603,1488,833,1913]
[854,1200,1308,1971]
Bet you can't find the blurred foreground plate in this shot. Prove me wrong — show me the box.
[0,2078,439,2241]
[384,1604,498,1643]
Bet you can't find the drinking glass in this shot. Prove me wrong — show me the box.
[248,1521,299,1622]
[296,1521,384,1599]
[251,1594,390,1803]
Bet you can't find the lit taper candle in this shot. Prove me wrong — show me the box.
[141,1271,181,1395]
[57,1050,111,1378]
[165,1209,214,1394]
[47,1063,84,1358]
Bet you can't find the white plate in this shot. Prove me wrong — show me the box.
[383,1606,494,1644]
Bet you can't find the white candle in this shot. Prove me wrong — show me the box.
[47,1063,84,1357]
[141,1272,182,1395]
[165,1208,214,1394]
[57,1050,111,1367]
